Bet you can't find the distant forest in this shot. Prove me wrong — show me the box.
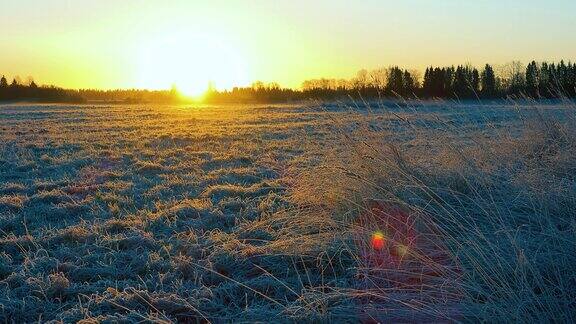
[205,60,576,103]
[0,76,85,103]
[1,60,575,103]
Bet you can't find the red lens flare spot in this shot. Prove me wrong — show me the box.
[371,231,386,250]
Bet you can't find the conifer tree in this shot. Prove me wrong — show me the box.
[472,68,480,96]
[526,61,540,97]
[481,64,496,97]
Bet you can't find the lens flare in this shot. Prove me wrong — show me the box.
[394,244,409,258]
[371,231,386,250]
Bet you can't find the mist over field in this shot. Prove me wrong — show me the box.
[1,100,574,322]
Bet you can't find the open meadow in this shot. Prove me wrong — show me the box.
[1,100,575,322]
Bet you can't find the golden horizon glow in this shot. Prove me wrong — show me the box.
[134,31,250,96]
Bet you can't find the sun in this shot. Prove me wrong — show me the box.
[135,32,250,98]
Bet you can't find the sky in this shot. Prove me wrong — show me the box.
[1,0,575,93]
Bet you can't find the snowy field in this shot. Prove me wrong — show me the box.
[1,101,575,322]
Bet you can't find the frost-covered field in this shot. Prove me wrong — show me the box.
[1,101,575,322]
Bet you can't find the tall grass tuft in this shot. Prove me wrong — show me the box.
[285,97,576,322]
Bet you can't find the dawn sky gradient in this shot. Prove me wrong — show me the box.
[1,0,575,90]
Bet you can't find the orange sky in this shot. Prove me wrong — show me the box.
[1,0,575,94]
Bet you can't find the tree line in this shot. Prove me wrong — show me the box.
[75,88,179,103]
[2,59,575,103]
[421,61,576,98]
[0,75,181,103]
[205,60,576,103]
[0,75,84,103]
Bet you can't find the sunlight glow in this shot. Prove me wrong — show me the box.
[135,32,250,97]
[1,1,575,90]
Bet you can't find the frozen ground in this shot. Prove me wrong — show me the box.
[0,101,575,322]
